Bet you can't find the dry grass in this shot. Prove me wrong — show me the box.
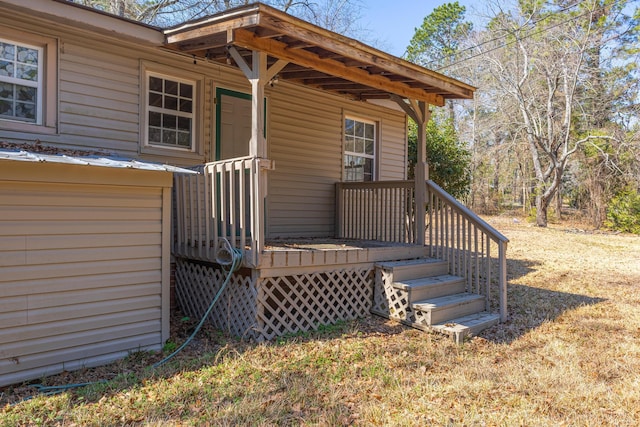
[2,215,640,426]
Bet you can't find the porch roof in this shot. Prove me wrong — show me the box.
[163,3,475,107]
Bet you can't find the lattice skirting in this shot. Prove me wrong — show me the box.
[372,268,412,322]
[176,259,374,341]
[175,258,260,339]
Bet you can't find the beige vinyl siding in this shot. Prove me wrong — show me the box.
[59,43,140,155]
[0,161,171,387]
[0,9,408,240]
[266,82,407,238]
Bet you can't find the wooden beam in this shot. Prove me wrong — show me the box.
[227,46,253,80]
[391,95,421,123]
[266,59,289,82]
[229,29,444,105]
[165,13,260,45]
[258,13,474,99]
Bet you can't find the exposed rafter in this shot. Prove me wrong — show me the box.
[164,3,475,106]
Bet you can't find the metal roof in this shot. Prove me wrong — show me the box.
[0,149,198,174]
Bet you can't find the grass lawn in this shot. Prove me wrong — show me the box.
[2,216,640,426]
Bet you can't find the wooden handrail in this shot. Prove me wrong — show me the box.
[425,180,509,244]
[336,178,509,322]
[425,179,509,322]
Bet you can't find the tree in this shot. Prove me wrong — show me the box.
[405,1,473,70]
[405,2,473,122]
[408,114,471,200]
[74,0,365,36]
[478,0,623,227]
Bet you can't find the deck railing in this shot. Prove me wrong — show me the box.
[336,179,509,321]
[173,156,269,268]
[425,180,509,322]
[335,180,416,243]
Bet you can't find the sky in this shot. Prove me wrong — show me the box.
[361,0,476,57]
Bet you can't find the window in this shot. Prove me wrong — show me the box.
[344,117,376,181]
[0,38,42,124]
[145,72,195,151]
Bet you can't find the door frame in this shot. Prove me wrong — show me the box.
[215,87,267,161]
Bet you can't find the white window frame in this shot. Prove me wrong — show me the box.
[0,26,57,134]
[143,70,197,152]
[343,115,377,182]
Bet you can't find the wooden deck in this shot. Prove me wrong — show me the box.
[260,238,429,274]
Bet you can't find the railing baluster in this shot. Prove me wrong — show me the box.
[196,173,202,258]
[239,159,246,253]
[175,175,184,253]
[467,219,472,293]
[474,226,479,295]
[188,174,195,253]
[486,235,491,312]
[423,180,509,321]
[210,166,219,255]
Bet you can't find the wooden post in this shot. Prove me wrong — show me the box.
[226,47,287,267]
[499,240,508,322]
[392,96,432,246]
[249,51,267,158]
[414,102,430,246]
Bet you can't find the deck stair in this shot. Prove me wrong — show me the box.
[372,258,499,343]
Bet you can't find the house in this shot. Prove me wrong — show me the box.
[0,0,508,387]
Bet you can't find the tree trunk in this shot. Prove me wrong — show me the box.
[556,181,563,219]
[536,192,550,227]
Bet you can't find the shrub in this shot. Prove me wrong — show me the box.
[605,188,640,234]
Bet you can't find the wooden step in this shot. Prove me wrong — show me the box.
[413,293,485,326]
[376,258,448,282]
[393,274,465,302]
[431,312,500,344]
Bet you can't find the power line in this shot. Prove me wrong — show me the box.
[420,0,583,68]
[428,0,626,72]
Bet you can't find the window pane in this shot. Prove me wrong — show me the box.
[164,79,178,95]
[177,131,191,147]
[344,154,365,182]
[179,99,192,113]
[15,101,36,121]
[365,123,374,140]
[0,42,15,61]
[177,116,191,132]
[162,113,176,129]
[363,158,373,181]
[0,99,12,116]
[148,92,162,107]
[148,111,161,127]
[17,46,38,65]
[354,121,364,137]
[365,139,374,155]
[0,60,14,77]
[180,83,192,98]
[148,126,161,143]
[345,118,354,135]
[17,85,36,102]
[162,129,177,145]
[149,76,163,92]
[354,137,364,153]
[0,82,13,99]
[16,64,37,81]
[345,135,355,152]
[164,95,177,111]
